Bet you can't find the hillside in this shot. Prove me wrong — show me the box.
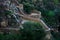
[0,0,60,40]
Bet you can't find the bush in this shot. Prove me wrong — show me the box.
[51,31,60,40]
[0,33,22,40]
[23,2,35,14]
[20,22,46,40]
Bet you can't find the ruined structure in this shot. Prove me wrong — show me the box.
[29,10,41,18]
[0,0,51,40]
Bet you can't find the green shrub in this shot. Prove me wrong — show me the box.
[20,22,46,40]
[0,33,21,40]
[51,31,60,40]
[47,11,55,17]
[23,2,35,14]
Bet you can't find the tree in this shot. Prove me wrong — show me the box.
[20,22,46,40]
[23,2,35,14]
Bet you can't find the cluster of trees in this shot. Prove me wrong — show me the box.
[18,0,60,29]
[0,22,47,40]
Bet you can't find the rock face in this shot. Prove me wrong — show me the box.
[0,0,21,28]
